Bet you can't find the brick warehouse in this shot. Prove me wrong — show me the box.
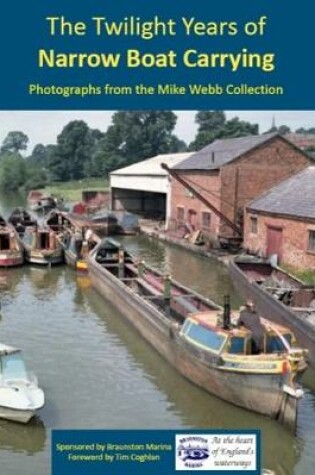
[244,167,315,270]
[169,132,311,244]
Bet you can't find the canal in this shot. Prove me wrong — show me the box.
[0,198,315,475]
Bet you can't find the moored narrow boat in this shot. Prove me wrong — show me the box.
[88,239,308,430]
[0,216,24,267]
[8,207,37,235]
[27,191,57,212]
[46,210,100,271]
[0,344,45,423]
[229,257,315,367]
[21,225,63,265]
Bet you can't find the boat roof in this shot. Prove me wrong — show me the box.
[0,343,20,356]
[190,311,224,330]
[189,311,292,335]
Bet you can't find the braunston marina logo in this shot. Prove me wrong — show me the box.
[176,435,209,469]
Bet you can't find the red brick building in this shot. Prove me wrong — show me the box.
[285,133,315,151]
[244,167,315,270]
[169,133,310,244]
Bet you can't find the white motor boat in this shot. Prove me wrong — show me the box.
[0,344,45,423]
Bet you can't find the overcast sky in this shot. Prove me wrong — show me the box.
[1,110,315,153]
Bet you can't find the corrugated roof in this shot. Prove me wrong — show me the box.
[110,152,193,176]
[173,133,279,170]
[248,166,315,219]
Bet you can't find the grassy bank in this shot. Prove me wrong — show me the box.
[281,263,315,286]
[38,178,109,202]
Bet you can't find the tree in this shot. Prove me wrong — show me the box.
[48,121,95,181]
[264,124,291,135]
[220,117,259,138]
[1,131,29,153]
[278,125,291,135]
[189,111,226,150]
[0,152,27,190]
[28,143,48,167]
[296,127,315,134]
[189,111,258,150]
[93,111,185,175]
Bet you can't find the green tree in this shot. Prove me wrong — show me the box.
[189,111,226,150]
[220,117,259,138]
[189,111,258,150]
[28,143,48,167]
[93,111,185,175]
[0,152,27,190]
[296,127,315,134]
[277,125,291,135]
[1,131,29,153]
[48,121,94,181]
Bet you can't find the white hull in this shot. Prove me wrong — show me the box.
[0,406,35,423]
[0,345,45,424]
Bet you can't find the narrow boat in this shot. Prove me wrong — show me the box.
[0,344,45,423]
[21,225,63,265]
[27,190,57,212]
[229,258,315,367]
[89,210,118,236]
[88,239,308,430]
[46,210,100,271]
[0,216,24,267]
[8,207,37,235]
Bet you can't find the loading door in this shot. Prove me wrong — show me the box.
[266,226,283,262]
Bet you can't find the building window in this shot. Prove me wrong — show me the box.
[250,217,258,234]
[177,206,185,222]
[202,212,211,229]
[308,230,315,251]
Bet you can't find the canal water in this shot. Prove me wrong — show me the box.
[0,198,315,475]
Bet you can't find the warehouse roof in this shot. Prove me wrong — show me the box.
[248,166,315,219]
[173,132,280,170]
[110,152,193,176]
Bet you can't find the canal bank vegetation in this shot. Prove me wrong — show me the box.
[281,263,315,286]
[37,178,109,202]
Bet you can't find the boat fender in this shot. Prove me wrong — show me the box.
[282,384,304,399]
[282,360,289,375]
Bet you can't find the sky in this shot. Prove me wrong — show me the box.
[0,110,315,153]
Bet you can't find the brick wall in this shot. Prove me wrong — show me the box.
[244,211,315,271]
[219,136,310,237]
[169,170,221,241]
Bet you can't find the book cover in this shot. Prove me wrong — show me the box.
[0,1,314,475]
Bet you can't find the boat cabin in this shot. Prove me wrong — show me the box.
[23,227,56,250]
[0,222,18,252]
[0,230,12,251]
[180,312,294,356]
[0,345,28,384]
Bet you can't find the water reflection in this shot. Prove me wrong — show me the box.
[25,266,64,297]
[118,235,242,308]
[0,417,46,455]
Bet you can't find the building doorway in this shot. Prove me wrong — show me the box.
[266,226,283,263]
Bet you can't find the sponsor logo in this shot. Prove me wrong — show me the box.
[176,435,209,469]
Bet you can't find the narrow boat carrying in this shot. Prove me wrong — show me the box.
[88,239,308,431]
